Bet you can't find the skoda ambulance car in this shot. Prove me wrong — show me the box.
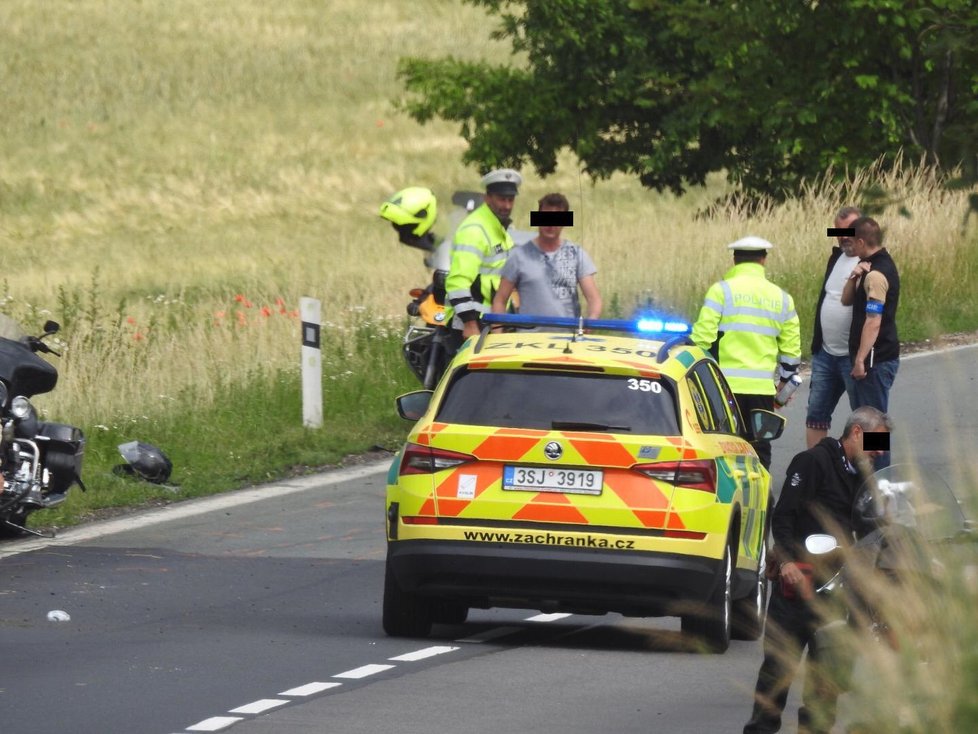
[383,315,785,653]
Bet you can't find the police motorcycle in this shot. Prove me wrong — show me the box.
[0,315,86,537]
[381,187,535,389]
[380,186,453,389]
[802,463,971,687]
[380,186,537,388]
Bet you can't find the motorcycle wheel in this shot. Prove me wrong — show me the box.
[422,339,442,390]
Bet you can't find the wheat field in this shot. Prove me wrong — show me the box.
[1,0,976,420]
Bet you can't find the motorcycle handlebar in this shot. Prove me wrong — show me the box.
[26,336,60,357]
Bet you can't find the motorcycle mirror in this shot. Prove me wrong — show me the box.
[42,320,60,335]
[451,190,483,211]
[396,390,433,421]
[805,534,839,555]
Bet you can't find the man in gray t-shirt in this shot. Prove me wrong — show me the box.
[491,193,602,320]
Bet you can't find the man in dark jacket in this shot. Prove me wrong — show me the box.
[743,406,892,734]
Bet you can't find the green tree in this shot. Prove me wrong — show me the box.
[397,0,978,197]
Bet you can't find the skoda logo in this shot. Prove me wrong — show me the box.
[543,441,563,460]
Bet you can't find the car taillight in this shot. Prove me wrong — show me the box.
[634,460,717,493]
[664,529,708,540]
[402,516,440,525]
[399,443,475,475]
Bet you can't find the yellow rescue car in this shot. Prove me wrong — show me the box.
[384,314,785,652]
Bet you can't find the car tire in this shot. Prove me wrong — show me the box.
[431,599,469,625]
[681,543,732,653]
[382,561,433,638]
[732,538,767,641]
[732,505,771,641]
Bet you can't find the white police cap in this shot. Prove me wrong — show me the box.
[481,168,522,196]
[727,235,774,251]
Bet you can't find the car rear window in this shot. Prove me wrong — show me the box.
[435,369,679,435]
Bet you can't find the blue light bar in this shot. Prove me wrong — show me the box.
[636,318,691,334]
[481,313,691,335]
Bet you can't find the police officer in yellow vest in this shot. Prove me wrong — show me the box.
[445,168,523,342]
[692,236,801,469]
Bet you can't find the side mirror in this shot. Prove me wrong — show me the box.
[396,390,433,421]
[43,320,61,335]
[805,534,839,555]
[751,409,785,441]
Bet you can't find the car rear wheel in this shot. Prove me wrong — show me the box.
[382,561,433,638]
[732,507,771,641]
[681,543,732,653]
[732,537,767,640]
[431,599,469,625]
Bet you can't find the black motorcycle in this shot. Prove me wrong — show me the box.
[0,317,86,537]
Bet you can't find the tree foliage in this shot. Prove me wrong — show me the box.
[397,0,978,197]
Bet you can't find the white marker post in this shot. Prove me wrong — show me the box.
[300,297,323,428]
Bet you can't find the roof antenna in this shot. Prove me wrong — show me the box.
[566,316,584,352]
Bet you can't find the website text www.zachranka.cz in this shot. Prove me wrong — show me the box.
[463,530,636,549]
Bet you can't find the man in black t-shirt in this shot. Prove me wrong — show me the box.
[841,217,900,470]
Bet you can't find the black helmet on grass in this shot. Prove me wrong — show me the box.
[114,440,173,484]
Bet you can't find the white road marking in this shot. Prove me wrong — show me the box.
[902,342,978,360]
[186,717,243,732]
[456,626,522,643]
[525,612,572,622]
[0,460,391,560]
[279,681,342,696]
[388,645,460,661]
[228,699,289,715]
[332,663,395,679]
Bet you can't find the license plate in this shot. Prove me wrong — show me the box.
[502,466,603,495]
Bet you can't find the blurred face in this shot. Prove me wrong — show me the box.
[537,204,566,241]
[485,192,515,223]
[836,213,859,257]
[853,424,890,462]
[850,234,871,260]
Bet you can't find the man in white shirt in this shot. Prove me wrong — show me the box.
[805,207,862,448]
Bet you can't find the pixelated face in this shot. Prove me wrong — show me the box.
[859,427,890,459]
[835,213,859,256]
[537,205,567,239]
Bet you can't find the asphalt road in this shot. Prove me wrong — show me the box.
[1,344,975,734]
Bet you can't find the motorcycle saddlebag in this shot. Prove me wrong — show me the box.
[38,422,86,492]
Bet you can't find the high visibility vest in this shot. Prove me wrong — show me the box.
[691,262,801,395]
[445,203,514,329]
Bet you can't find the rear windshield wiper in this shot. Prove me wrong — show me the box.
[551,420,632,432]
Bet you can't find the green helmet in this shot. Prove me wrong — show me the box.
[379,187,438,237]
